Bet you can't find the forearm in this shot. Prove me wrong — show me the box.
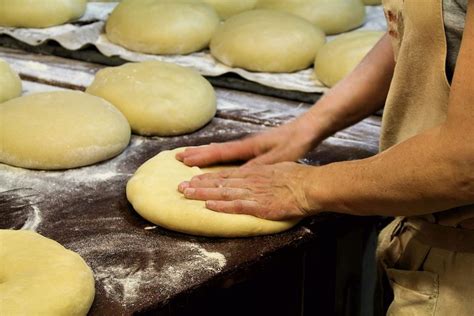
[299,34,395,142]
[306,125,474,217]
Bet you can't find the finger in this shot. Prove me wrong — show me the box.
[181,140,257,167]
[206,200,266,218]
[246,148,297,166]
[187,177,246,189]
[183,187,249,201]
[192,169,238,181]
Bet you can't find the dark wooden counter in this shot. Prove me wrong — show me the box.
[0,47,381,315]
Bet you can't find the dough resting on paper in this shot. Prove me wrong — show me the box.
[314,31,384,87]
[256,0,366,35]
[87,61,216,136]
[0,91,131,170]
[210,10,325,73]
[202,0,257,19]
[106,0,220,54]
[126,148,299,237]
[0,0,86,28]
[0,230,95,316]
[0,59,22,104]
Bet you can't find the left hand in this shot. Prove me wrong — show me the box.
[178,162,317,221]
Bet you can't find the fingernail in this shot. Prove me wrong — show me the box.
[184,188,195,196]
[206,201,216,208]
[178,182,189,191]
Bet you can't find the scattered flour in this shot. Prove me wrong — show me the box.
[21,205,42,232]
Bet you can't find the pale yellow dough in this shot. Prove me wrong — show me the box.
[0,91,131,170]
[0,0,86,28]
[314,31,384,87]
[106,0,220,55]
[127,148,299,237]
[256,0,366,35]
[87,61,216,136]
[0,59,22,104]
[0,230,95,316]
[210,10,325,73]
[201,0,257,19]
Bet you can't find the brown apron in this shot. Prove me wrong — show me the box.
[378,0,474,314]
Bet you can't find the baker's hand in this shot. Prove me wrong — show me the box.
[175,115,321,167]
[178,162,318,221]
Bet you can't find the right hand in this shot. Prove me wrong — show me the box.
[176,115,322,167]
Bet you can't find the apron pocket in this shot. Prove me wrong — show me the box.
[386,268,439,316]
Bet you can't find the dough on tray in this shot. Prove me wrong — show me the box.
[210,9,325,73]
[314,31,384,87]
[127,148,299,237]
[0,59,22,104]
[87,61,216,136]
[0,91,131,170]
[256,0,366,35]
[0,229,95,316]
[0,0,87,28]
[105,0,220,55]
[201,0,257,19]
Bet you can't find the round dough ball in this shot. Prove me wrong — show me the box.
[210,10,326,73]
[0,91,131,170]
[106,0,220,55]
[0,230,95,315]
[87,61,216,136]
[314,31,384,87]
[0,0,86,28]
[256,0,366,35]
[127,148,299,237]
[201,0,257,19]
[0,59,22,104]
[363,0,381,5]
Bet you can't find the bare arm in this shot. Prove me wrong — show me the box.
[177,34,395,166]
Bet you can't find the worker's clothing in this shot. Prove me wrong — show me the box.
[378,0,474,315]
[443,0,467,81]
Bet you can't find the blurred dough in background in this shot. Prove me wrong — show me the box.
[210,10,325,73]
[314,31,384,87]
[0,0,87,28]
[0,59,22,104]
[202,0,258,19]
[256,0,366,35]
[87,61,217,136]
[105,0,220,55]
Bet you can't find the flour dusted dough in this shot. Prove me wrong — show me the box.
[314,31,384,87]
[127,148,299,237]
[0,59,22,104]
[0,91,130,170]
[256,0,366,35]
[106,0,220,55]
[210,10,325,73]
[0,0,86,28]
[87,61,216,136]
[0,230,95,316]
[202,0,257,19]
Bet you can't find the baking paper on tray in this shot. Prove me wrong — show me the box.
[0,3,387,93]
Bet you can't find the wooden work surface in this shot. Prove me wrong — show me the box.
[0,47,381,315]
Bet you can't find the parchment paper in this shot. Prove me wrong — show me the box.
[0,3,387,93]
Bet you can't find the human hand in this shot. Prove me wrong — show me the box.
[175,115,321,167]
[178,162,319,221]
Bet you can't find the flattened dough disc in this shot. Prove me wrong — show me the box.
[314,31,384,87]
[210,9,325,73]
[256,0,366,35]
[0,59,22,104]
[0,229,95,316]
[0,0,86,28]
[0,91,131,170]
[106,0,220,54]
[87,61,216,136]
[126,148,299,237]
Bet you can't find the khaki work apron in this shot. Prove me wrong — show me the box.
[377,0,474,315]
